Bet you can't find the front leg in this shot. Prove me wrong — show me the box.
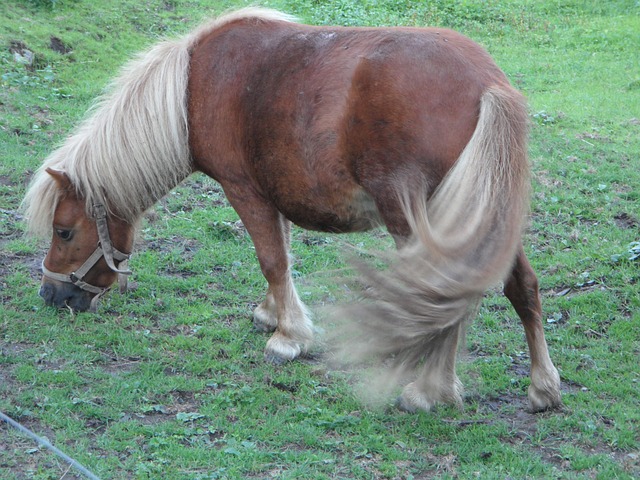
[262,278,312,364]
[253,288,278,333]
[224,187,313,363]
[253,218,292,334]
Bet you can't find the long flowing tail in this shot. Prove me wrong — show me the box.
[333,85,531,387]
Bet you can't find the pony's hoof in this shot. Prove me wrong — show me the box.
[395,396,419,413]
[264,351,290,365]
[264,333,302,364]
[396,383,438,413]
[528,391,562,413]
[396,381,463,413]
[528,367,562,412]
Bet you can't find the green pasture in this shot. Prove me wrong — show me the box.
[1,0,639,478]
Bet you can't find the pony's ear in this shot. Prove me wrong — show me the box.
[46,168,72,190]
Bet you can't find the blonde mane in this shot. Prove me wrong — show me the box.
[22,7,295,237]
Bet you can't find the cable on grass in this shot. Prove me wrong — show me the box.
[0,410,101,480]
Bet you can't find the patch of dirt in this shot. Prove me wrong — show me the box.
[0,248,43,284]
[577,132,612,143]
[153,176,229,216]
[472,388,638,477]
[475,394,579,472]
[264,376,300,394]
[8,40,34,69]
[145,235,200,255]
[533,169,565,190]
[129,389,206,426]
[97,354,142,376]
[143,235,204,277]
[8,40,29,54]
[542,281,607,300]
[0,175,19,187]
[49,36,72,55]
[614,212,639,230]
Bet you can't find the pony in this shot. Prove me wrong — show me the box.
[22,8,561,413]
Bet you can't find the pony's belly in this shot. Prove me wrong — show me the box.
[284,186,382,233]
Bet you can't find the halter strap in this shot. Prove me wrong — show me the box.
[41,204,132,312]
[92,204,131,275]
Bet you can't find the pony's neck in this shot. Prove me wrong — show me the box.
[68,36,195,225]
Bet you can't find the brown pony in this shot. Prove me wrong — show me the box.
[22,8,561,413]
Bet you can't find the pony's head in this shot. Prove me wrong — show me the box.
[34,168,135,312]
[21,29,196,312]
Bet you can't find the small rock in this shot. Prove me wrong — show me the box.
[13,49,33,65]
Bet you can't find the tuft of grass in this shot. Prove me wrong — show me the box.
[1,1,639,479]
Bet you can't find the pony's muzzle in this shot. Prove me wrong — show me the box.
[39,279,94,312]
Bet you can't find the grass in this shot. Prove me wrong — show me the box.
[1,0,639,478]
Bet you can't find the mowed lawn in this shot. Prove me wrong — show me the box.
[1,0,639,479]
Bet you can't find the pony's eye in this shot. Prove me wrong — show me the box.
[55,229,73,241]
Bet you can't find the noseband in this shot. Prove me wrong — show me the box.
[41,204,131,311]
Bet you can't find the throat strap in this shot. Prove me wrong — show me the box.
[93,204,132,275]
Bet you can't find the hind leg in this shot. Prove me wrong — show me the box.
[224,189,313,363]
[396,324,464,412]
[504,245,561,411]
[376,197,465,413]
